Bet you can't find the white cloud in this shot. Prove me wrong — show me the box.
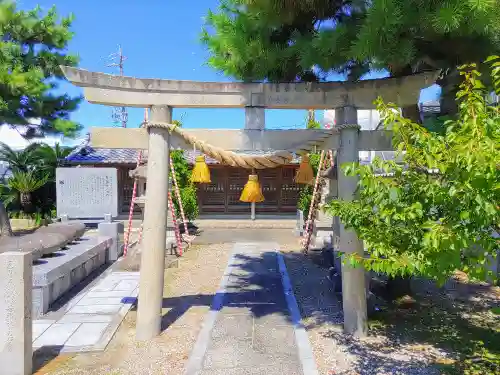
[0,124,84,150]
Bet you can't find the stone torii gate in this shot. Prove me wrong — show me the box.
[61,66,436,340]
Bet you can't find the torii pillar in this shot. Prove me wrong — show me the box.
[245,105,265,220]
[336,106,368,337]
[136,105,172,340]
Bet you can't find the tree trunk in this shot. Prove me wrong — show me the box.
[437,69,460,117]
[0,200,13,237]
[20,192,31,207]
[385,275,412,300]
[401,104,422,124]
[439,87,459,116]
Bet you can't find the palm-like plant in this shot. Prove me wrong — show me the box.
[0,142,39,173]
[33,142,75,179]
[8,171,50,209]
[0,183,17,209]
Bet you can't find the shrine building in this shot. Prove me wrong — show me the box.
[64,145,301,216]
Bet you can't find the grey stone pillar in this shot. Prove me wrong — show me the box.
[0,251,33,375]
[313,177,338,249]
[245,106,265,130]
[136,105,171,340]
[245,106,265,219]
[98,219,124,263]
[336,106,368,337]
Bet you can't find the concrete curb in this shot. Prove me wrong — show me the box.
[276,249,320,375]
[183,244,238,375]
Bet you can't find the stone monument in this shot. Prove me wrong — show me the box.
[56,167,119,221]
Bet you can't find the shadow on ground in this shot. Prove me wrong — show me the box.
[33,346,64,373]
[131,250,296,331]
[291,247,500,375]
[281,244,500,374]
[364,294,500,374]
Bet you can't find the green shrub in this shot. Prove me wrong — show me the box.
[297,185,313,217]
[296,151,322,216]
[177,185,199,221]
[170,149,199,221]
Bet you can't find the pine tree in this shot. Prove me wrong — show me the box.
[202,0,500,118]
[0,1,81,236]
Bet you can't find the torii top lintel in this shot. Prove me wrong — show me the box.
[60,66,438,110]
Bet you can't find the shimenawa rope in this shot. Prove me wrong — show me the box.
[142,121,339,169]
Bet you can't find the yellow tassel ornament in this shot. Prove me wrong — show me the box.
[239,174,265,203]
[191,155,211,183]
[295,154,314,185]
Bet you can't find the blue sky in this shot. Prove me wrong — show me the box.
[19,0,440,134]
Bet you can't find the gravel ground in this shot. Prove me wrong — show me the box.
[34,242,233,375]
[280,245,444,375]
[32,232,494,375]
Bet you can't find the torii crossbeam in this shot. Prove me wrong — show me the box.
[61,66,438,341]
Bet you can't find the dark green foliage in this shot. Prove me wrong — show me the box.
[202,0,500,118]
[203,0,500,81]
[0,1,81,136]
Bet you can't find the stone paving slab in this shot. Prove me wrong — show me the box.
[32,271,140,352]
[185,242,319,375]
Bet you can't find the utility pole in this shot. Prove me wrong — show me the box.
[107,45,128,128]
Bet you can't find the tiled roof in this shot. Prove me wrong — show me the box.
[65,146,301,165]
[65,146,141,164]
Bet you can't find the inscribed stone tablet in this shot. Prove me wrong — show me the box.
[56,167,118,219]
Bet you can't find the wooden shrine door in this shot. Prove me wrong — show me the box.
[226,167,249,213]
[197,165,300,214]
[255,168,280,212]
[197,167,226,213]
[280,166,301,212]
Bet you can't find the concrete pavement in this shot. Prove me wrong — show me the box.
[185,242,318,375]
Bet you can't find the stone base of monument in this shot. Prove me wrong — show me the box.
[165,238,182,269]
[32,235,113,317]
[126,233,180,272]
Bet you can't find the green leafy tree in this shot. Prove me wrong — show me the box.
[325,59,500,286]
[202,0,500,119]
[0,1,80,236]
